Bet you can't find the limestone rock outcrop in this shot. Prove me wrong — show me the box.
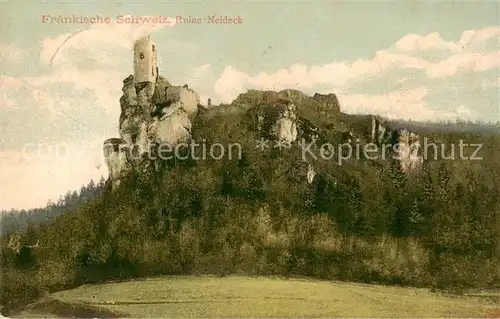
[313,93,340,116]
[371,116,390,145]
[307,163,316,184]
[272,103,298,145]
[104,75,201,189]
[103,138,130,188]
[246,102,302,145]
[234,89,306,106]
[104,69,423,190]
[370,115,423,174]
[395,128,423,174]
[240,89,338,147]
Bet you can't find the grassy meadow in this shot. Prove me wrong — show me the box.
[11,275,500,318]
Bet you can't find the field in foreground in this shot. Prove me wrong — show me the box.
[10,276,500,318]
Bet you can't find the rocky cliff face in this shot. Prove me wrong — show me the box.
[238,89,338,146]
[312,93,341,116]
[270,103,298,145]
[103,75,201,189]
[103,138,130,188]
[233,89,306,106]
[370,116,423,174]
[104,81,423,188]
[395,129,423,174]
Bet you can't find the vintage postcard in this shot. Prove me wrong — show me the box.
[1,0,499,317]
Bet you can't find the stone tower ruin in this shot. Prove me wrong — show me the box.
[133,35,159,118]
[133,36,158,86]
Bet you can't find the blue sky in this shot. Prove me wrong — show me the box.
[1,1,499,210]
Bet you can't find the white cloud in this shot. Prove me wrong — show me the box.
[187,63,211,82]
[339,88,473,122]
[393,27,500,55]
[0,75,24,108]
[458,27,500,50]
[0,42,24,63]
[3,15,179,118]
[25,14,179,117]
[394,32,462,53]
[388,27,500,77]
[0,15,181,210]
[214,66,251,103]
[454,105,477,121]
[40,16,176,66]
[36,15,178,114]
[32,88,56,113]
[212,26,499,120]
[427,51,500,78]
[26,67,124,115]
[1,136,108,210]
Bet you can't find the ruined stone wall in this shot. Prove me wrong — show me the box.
[165,86,200,116]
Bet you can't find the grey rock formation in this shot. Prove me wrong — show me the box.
[371,115,392,146]
[103,138,130,188]
[307,163,316,184]
[150,107,192,146]
[234,89,306,106]
[245,101,301,145]
[7,232,39,255]
[272,103,298,145]
[104,74,200,189]
[103,36,202,189]
[395,128,423,174]
[313,93,340,116]
[370,115,423,174]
